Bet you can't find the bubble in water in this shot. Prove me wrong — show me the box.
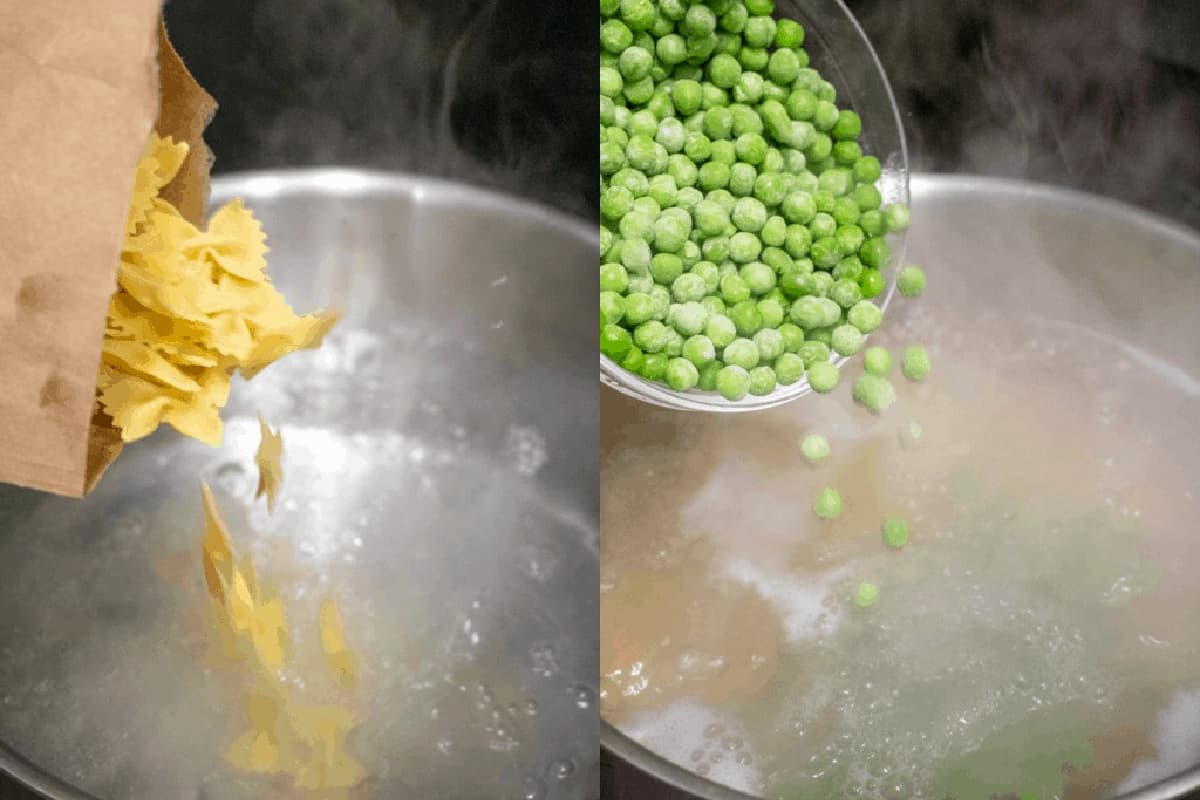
[524,700,539,716]
[530,644,560,678]
[505,426,548,478]
[569,684,596,709]
[547,758,575,780]
[212,461,250,496]
[522,775,546,800]
[436,738,453,755]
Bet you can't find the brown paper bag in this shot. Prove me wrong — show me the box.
[0,3,216,497]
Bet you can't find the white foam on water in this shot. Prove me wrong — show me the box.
[623,698,763,795]
[720,557,849,643]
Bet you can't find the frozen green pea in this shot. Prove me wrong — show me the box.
[897,264,927,297]
[831,109,861,140]
[656,117,687,153]
[620,345,645,373]
[600,141,626,175]
[882,517,909,549]
[665,357,700,390]
[600,291,626,325]
[778,322,805,352]
[835,223,865,255]
[702,236,731,263]
[709,139,737,165]
[633,320,670,353]
[859,236,891,269]
[729,231,763,263]
[729,298,763,336]
[807,326,833,346]
[693,199,731,236]
[863,346,891,376]
[600,226,614,259]
[784,224,812,258]
[808,212,837,240]
[700,296,725,318]
[748,365,777,396]
[884,202,911,232]
[852,372,896,413]
[806,360,839,393]
[761,146,784,173]
[738,45,768,71]
[800,433,830,463]
[797,340,830,367]
[600,19,634,53]
[682,334,717,366]
[832,140,862,166]
[600,67,624,99]
[753,173,788,208]
[761,215,787,248]
[624,74,655,105]
[757,296,785,328]
[810,272,834,297]
[743,15,776,48]
[668,301,709,336]
[701,83,730,111]
[813,486,841,519]
[831,324,864,356]
[831,196,860,226]
[855,582,878,608]
[753,327,785,361]
[716,364,751,400]
[781,191,817,225]
[852,183,882,212]
[698,161,731,191]
[649,285,671,319]
[666,156,697,189]
[671,272,707,302]
[627,273,654,295]
[858,268,884,299]
[624,292,655,326]
[810,236,844,269]
[619,46,653,81]
[740,261,776,295]
[707,52,742,88]
[672,78,703,115]
[722,337,759,370]
[601,185,634,221]
[720,272,751,304]
[853,155,882,184]
[663,328,684,356]
[683,132,712,164]
[832,256,863,282]
[654,215,690,253]
[732,197,768,232]
[733,71,765,104]
[902,346,931,381]
[600,324,632,358]
[600,262,630,293]
[690,260,720,293]
[730,104,764,137]
[728,162,758,197]
[775,17,804,48]
[775,352,805,385]
[829,278,862,309]
[612,167,649,197]
[697,360,722,391]
[847,300,882,333]
[680,238,702,267]
[631,195,661,218]
[641,352,668,381]
[705,313,737,348]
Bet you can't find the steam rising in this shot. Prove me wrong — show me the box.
[166,0,594,218]
[849,0,1200,225]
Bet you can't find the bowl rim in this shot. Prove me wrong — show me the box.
[600,172,1200,800]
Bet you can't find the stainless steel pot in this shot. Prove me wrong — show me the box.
[0,170,598,800]
[600,174,1200,800]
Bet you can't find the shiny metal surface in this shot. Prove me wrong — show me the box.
[600,173,1200,800]
[0,170,598,800]
[599,0,910,413]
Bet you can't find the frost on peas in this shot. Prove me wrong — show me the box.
[852,372,896,413]
[847,300,882,333]
[882,517,909,549]
[753,327,785,361]
[863,345,891,376]
[748,365,778,396]
[667,301,709,336]
[705,313,738,348]
[855,582,879,608]
[897,264,927,297]
[682,334,717,366]
[722,337,760,370]
[813,486,841,519]
[716,364,751,400]
[800,433,831,463]
[806,360,839,393]
[665,357,700,391]
[902,346,931,381]
[830,324,864,357]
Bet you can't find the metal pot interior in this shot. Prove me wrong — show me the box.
[0,170,599,800]
[600,175,1200,800]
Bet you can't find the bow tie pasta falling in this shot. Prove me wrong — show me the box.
[99,134,339,446]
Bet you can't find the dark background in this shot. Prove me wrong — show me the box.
[1,1,1198,799]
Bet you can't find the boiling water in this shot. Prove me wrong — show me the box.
[0,325,597,800]
[601,307,1200,799]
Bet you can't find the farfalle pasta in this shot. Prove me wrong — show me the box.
[99,134,338,446]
